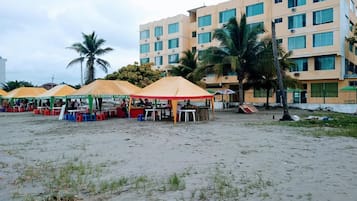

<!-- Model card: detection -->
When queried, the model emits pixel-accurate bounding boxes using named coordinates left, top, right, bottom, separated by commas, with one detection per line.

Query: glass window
left=274, top=18, right=283, bottom=23
left=247, top=22, right=264, bottom=33
left=288, top=0, right=306, bottom=8
left=313, top=8, right=333, bottom=25
left=277, top=38, right=283, bottom=45
left=246, top=3, right=264, bottom=17
left=168, top=54, right=179, bottom=64
left=313, top=0, right=326, bottom=2
left=219, top=9, right=236, bottom=23
left=198, top=15, right=212, bottom=27
left=288, top=35, right=306, bottom=50
left=275, top=0, right=283, bottom=3
left=168, top=22, right=179, bottom=34
left=291, top=58, right=308, bottom=72
left=198, top=32, right=212, bottom=44
left=154, top=41, right=163, bottom=51
left=288, top=14, right=306, bottom=29
left=154, top=26, right=163, bottom=37
left=192, top=31, right=197, bottom=38
left=314, top=55, right=335, bottom=70
left=168, top=38, right=179, bottom=49
left=313, top=32, right=333, bottom=47
left=140, top=58, right=149, bottom=65
left=350, top=42, right=353, bottom=52
left=355, top=47, right=357, bottom=55
left=155, top=56, right=163, bottom=66
left=140, top=44, right=150, bottom=53
left=311, top=83, right=338, bottom=97
left=254, top=88, right=272, bottom=97
left=140, top=30, right=150, bottom=40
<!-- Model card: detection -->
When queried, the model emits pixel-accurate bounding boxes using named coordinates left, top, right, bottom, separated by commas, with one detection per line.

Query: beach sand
left=0, top=109, right=356, bottom=201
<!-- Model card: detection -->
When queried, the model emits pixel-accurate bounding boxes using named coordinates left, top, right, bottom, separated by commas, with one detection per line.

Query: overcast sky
left=0, top=0, right=225, bottom=86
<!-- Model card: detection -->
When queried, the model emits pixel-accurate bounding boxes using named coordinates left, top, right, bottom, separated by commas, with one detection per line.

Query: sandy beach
left=0, top=109, right=356, bottom=201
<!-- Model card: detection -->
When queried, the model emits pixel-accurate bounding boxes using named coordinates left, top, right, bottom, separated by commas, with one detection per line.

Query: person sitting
left=144, top=98, right=152, bottom=108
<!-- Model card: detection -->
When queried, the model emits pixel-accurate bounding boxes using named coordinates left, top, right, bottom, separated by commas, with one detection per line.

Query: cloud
left=0, top=0, right=225, bottom=86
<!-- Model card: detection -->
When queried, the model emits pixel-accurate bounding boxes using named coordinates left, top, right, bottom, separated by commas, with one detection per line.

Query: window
left=154, top=41, right=163, bottom=51
left=168, top=38, right=179, bottom=49
left=349, top=42, right=353, bottom=52
left=311, top=83, right=338, bottom=97
left=168, top=22, right=179, bottom=34
left=291, top=58, right=308, bottom=71
left=288, top=14, right=306, bottom=29
left=198, top=15, right=212, bottom=27
left=246, top=3, right=264, bottom=17
left=288, top=35, right=306, bottom=50
left=355, top=47, right=357, bottom=55
left=192, top=47, right=197, bottom=53
left=154, top=26, right=163, bottom=37
left=313, top=8, right=333, bottom=25
left=247, top=22, right=264, bottom=33
left=198, top=32, right=212, bottom=44
left=140, top=44, right=150, bottom=53
left=254, top=88, right=272, bottom=97
left=275, top=0, right=282, bottom=3
left=313, top=32, right=333, bottom=47
left=155, top=56, right=163, bottom=66
left=313, top=0, right=326, bottom=2
left=277, top=38, right=283, bottom=45
left=288, top=0, right=306, bottom=8
left=350, top=21, right=354, bottom=31
left=140, top=30, right=150, bottom=40
left=168, top=54, right=179, bottom=64
left=192, top=31, right=197, bottom=38
left=315, top=55, right=335, bottom=70
left=274, top=18, right=283, bottom=23
left=140, top=58, right=149, bottom=65
left=219, top=9, right=236, bottom=23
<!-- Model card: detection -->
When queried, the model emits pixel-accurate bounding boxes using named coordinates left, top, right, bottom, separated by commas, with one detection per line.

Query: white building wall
left=0, top=56, right=6, bottom=84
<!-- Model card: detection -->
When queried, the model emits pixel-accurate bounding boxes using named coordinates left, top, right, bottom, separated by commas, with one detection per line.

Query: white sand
left=0, top=110, right=356, bottom=200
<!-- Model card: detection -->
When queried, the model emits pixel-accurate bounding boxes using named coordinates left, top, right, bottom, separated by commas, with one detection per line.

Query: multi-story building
left=0, top=56, right=6, bottom=84
left=139, top=0, right=357, bottom=104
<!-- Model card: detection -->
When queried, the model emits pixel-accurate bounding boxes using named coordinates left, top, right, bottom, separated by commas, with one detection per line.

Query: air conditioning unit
left=290, top=29, right=295, bottom=33
left=294, top=72, right=300, bottom=77
left=201, top=27, right=204, bottom=31
left=156, top=36, right=160, bottom=40
left=291, top=7, right=296, bottom=12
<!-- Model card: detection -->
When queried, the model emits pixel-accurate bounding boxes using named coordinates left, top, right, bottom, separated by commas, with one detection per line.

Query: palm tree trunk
left=266, top=88, right=270, bottom=109
left=238, top=75, right=244, bottom=106
left=271, top=21, right=292, bottom=120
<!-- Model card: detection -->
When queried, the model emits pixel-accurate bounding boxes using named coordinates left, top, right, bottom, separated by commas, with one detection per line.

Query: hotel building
left=139, top=0, right=357, bottom=104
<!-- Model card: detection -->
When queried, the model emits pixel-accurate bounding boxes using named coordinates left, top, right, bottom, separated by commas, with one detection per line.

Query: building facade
left=0, top=56, right=6, bottom=85
left=139, top=0, right=357, bottom=104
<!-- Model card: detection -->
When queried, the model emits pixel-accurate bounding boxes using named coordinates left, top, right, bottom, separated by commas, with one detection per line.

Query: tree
left=170, top=50, right=202, bottom=83
left=67, top=31, right=113, bottom=84
left=197, top=14, right=263, bottom=105
left=104, top=62, right=161, bottom=88
left=2, top=80, right=34, bottom=91
left=248, top=38, right=299, bottom=109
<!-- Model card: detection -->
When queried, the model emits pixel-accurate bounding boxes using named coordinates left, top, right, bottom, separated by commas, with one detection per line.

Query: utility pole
left=271, top=21, right=292, bottom=121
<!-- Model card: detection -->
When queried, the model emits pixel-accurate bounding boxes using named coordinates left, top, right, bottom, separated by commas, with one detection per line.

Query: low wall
left=289, top=103, right=357, bottom=114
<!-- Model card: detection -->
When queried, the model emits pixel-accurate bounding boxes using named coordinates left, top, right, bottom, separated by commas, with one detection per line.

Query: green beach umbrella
left=341, top=86, right=357, bottom=103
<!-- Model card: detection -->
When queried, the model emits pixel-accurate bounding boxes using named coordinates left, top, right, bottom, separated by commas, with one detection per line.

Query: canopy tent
left=0, top=89, right=7, bottom=97
left=37, top=84, right=77, bottom=109
left=68, top=80, right=141, bottom=112
left=4, top=87, right=47, bottom=99
left=130, top=76, right=214, bottom=124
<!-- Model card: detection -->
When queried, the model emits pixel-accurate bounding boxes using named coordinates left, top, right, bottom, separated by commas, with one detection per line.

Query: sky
left=0, top=0, right=226, bottom=86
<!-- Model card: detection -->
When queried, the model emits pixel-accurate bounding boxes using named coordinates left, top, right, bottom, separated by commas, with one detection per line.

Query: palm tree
left=170, top=50, right=201, bottom=83
left=67, top=31, right=113, bottom=84
left=248, top=38, right=298, bottom=109
left=197, top=14, right=263, bottom=105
